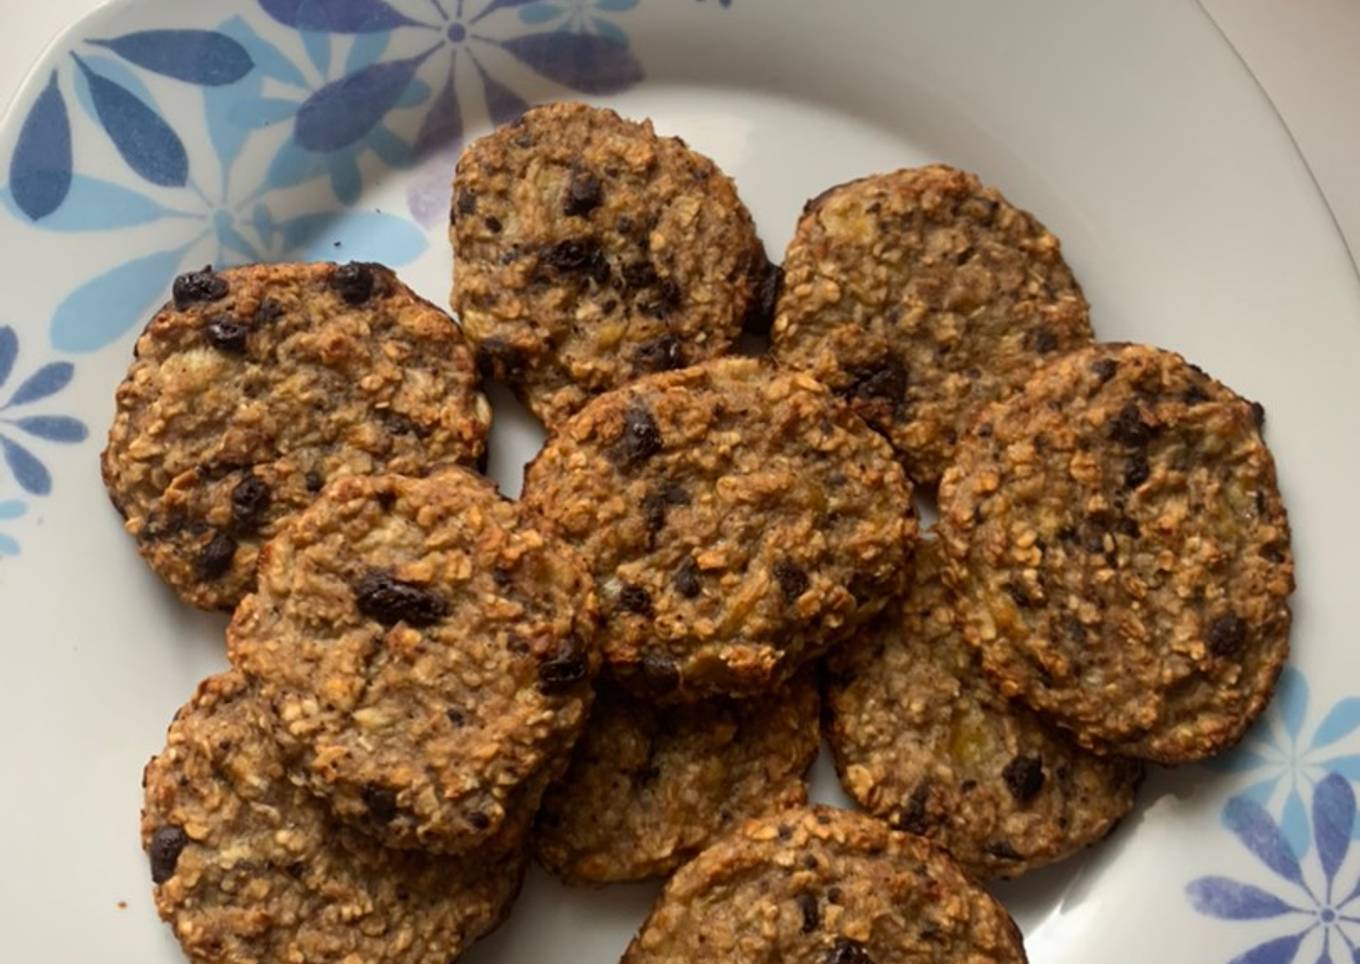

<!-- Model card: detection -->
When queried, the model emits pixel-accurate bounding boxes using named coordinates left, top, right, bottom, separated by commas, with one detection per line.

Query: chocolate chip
left=633, top=334, right=686, bottom=374
left=1033, top=329, right=1059, bottom=353
left=1091, top=358, right=1118, bottom=384
left=827, top=887, right=842, bottom=904
left=895, top=780, right=931, bottom=833
left=622, top=260, right=659, bottom=291
left=148, top=825, right=188, bottom=884
left=1063, top=615, right=1087, bottom=644
left=824, top=938, right=874, bottom=964
left=773, top=560, right=809, bottom=602
left=197, top=532, right=237, bottom=580
left=842, top=356, right=907, bottom=405
left=1208, top=614, right=1247, bottom=657
left=743, top=259, right=783, bottom=335
left=362, top=785, right=398, bottom=823
left=986, top=841, right=1023, bottom=861
left=446, top=707, right=465, bottom=726
left=455, top=190, right=477, bottom=218
left=285, top=861, right=305, bottom=878
left=1119, top=516, right=1141, bottom=538
left=475, top=337, right=527, bottom=381
left=1110, top=403, right=1154, bottom=447
left=484, top=215, right=502, bottom=234
left=1002, top=755, right=1045, bottom=803
left=643, top=279, right=683, bottom=318
left=796, top=892, right=820, bottom=933
left=1124, top=453, right=1151, bottom=489
left=172, top=267, right=228, bottom=309
left=305, top=470, right=325, bottom=493
left=563, top=167, right=603, bottom=217
left=203, top=315, right=249, bottom=353
left=230, top=475, right=271, bottom=531
left=1004, top=582, right=1036, bottom=608
left=641, top=654, right=680, bottom=694
left=674, top=557, right=702, bottom=598
left=354, top=570, right=447, bottom=627
left=541, top=237, right=602, bottom=273
left=1183, top=384, right=1210, bottom=405
left=382, top=410, right=429, bottom=438
left=538, top=636, right=589, bottom=692
left=331, top=262, right=380, bottom=305
left=613, top=400, right=663, bottom=467
left=642, top=484, right=685, bottom=533
left=619, top=583, right=654, bottom=618
left=254, top=298, right=285, bottom=324
left=468, top=811, right=492, bottom=830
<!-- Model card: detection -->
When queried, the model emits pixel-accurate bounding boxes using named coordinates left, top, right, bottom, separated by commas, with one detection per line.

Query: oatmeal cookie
left=228, top=469, right=598, bottom=854
left=102, top=261, right=491, bottom=612
left=622, top=806, right=1027, bottom=963
left=534, top=668, right=819, bottom=885
left=824, top=538, right=1142, bottom=879
left=451, top=101, right=769, bottom=427
left=141, top=672, right=524, bottom=964
left=939, top=343, right=1293, bottom=763
left=771, top=165, right=1092, bottom=487
left=521, top=356, right=917, bottom=701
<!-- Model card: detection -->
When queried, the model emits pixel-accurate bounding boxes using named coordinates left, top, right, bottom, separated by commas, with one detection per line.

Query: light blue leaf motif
left=474, top=58, right=529, bottom=125
left=301, top=29, right=332, bottom=76
left=397, top=78, right=432, bottom=108
left=592, top=17, right=630, bottom=46
left=1229, top=932, right=1310, bottom=964
left=0, top=328, right=16, bottom=389
left=415, top=67, right=461, bottom=156
left=1323, top=755, right=1360, bottom=781
left=518, top=3, right=565, bottom=24
left=9, top=71, right=72, bottom=221
left=1238, top=776, right=1284, bottom=807
left=214, top=216, right=262, bottom=263
left=4, top=362, right=73, bottom=408
left=366, top=127, right=412, bottom=167
left=1, top=436, right=51, bottom=495
left=1187, top=877, right=1300, bottom=919
left=71, top=54, right=188, bottom=188
left=259, top=0, right=425, bottom=32
left=7, top=416, right=87, bottom=443
left=1313, top=699, right=1360, bottom=751
left=226, top=97, right=301, bottom=130
left=89, top=31, right=254, bottom=86
left=346, top=30, right=391, bottom=74
left=1315, top=773, right=1356, bottom=888
left=1279, top=666, right=1310, bottom=743
left=278, top=210, right=428, bottom=265
left=1284, top=787, right=1311, bottom=860
left=219, top=16, right=306, bottom=86
left=1, top=175, right=195, bottom=231
left=499, top=31, right=644, bottom=94
left=329, top=153, right=363, bottom=205
left=1225, top=795, right=1306, bottom=887
left=596, top=0, right=639, bottom=9
left=0, top=534, right=17, bottom=556
left=295, top=48, right=437, bottom=151
left=0, top=500, right=24, bottom=520
left=475, top=0, right=546, bottom=23
left=264, top=138, right=329, bottom=190
left=50, top=244, right=190, bottom=353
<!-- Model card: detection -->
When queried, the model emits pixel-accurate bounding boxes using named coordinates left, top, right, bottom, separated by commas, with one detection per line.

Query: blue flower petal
left=328, top=153, right=363, bottom=204
left=596, top=0, right=638, bottom=9
left=89, top=31, right=254, bottom=86
left=518, top=3, right=565, bottom=24
left=226, top=97, right=301, bottom=130
left=415, top=66, right=461, bottom=156
left=1, top=436, right=51, bottom=495
left=474, top=0, right=547, bottom=23
left=1312, top=699, right=1360, bottom=751
left=592, top=17, right=630, bottom=46
left=0, top=500, right=25, bottom=520
left=4, top=362, right=73, bottom=408
left=1224, top=794, right=1306, bottom=886
left=215, top=219, right=262, bottom=264
left=474, top=58, right=529, bottom=126
left=1239, top=775, right=1285, bottom=808
left=366, top=127, right=412, bottom=167
left=301, top=29, right=332, bottom=76
left=1187, top=876, right=1300, bottom=919
left=345, top=30, right=390, bottom=74
left=7, top=416, right=87, bottom=443
left=277, top=210, right=428, bottom=266
left=1, top=175, right=193, bottom=231
left=49, top=244, right=191, bottom=353
left=1321, top=755, right=1360, bottom=781
left=1278, top=666, right=1309, bottom=745
left=1283, top=787, right=1310, bottom=860
left=264, top=137, right=329, bottom=190
left=294, top=47, right=436, bottom=151
left=0, top=327, right=16, bottom=390
left=9, top=71, right=72, bottom=221
left=259, top=0, right=424, bottom=32
left=498, top=30, right=644, bottom=94
left=1316, top=773, right=1356, bottom=888
left=71, top=54, right=188, bottom=188
left=396, top=77, right=432, bottom=108
left=0, top=532, right=18, bottom=556
left=219, top=16, right=307, bottom=87
left=1228, top=931, right=1310, bottom=964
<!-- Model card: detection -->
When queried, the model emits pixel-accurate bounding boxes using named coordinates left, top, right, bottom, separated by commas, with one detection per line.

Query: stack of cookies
left=106, top=101, right=1293, bottom=964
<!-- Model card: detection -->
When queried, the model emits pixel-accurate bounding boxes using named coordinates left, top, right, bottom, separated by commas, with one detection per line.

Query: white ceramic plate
left=3, top=1, right=1360, bottom=961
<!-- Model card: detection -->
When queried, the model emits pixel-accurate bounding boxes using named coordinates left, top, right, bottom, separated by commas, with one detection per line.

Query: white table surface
left=3, top=0, right=1356, bottom=267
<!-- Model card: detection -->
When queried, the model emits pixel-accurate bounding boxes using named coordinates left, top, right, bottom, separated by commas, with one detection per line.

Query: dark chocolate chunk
left=796, top=892, right=821, bottom=933
left=172, top=267, right=228, bottom=309
left=541, top=237, right=602, bottom=273
left=230, top=475, right=271, bottom=531
left=842, top=356, right=907, bottom=405
left=468, top=811, right=492, bottom=830
left=633, top=334, right=686, bottom=374
left=895, top=780, right=931, bottom=833
left=1033, top=328, right=1060, bottom=353
left=1091, top=357, right=1118, bottom=384
left=674, top=556, right=702, bottom=598
left=455, top=190, right=477, bottom=218
left=986, top=841, right=1023, bottom=861
left=330, top=262, right=380, bottom=305
left=484, top=215, right=502, bottom=234
left=362, top=785, right=399, bottom=823
left=203, top=315, right=249, bottom=354
left=619, top=583, right=654, bottom=618
left=305, top=470, right=325, bottom=493
left=197, top=532, right=237, bottom=580
left=148, top=825, right=188, bottom=884
left=538, top=636, right=589, bottom=692
left=1183, top=384, right=1210, bottom=405
left=354, top=570, right=447, bottom=627
left=824, top=937, right=875, bottom=964
left=1002, top=755, right=1045, bottom=803
left=446, top=707, right=466, bottom=726
left=613, top=400, right=663, bottom=467
left=622, top=260, right=659, bottom=291
left=1124, top=453, right=1151, bottom=489
left=1110, top=403, right=1154, bottom=447
left=563, top=167, right=603, bottom=217
left=254, top=298, right=285, bottom=324
left=1208, top=614, right=1248, bottom=657
left=773, top=560, right=809, bottom=602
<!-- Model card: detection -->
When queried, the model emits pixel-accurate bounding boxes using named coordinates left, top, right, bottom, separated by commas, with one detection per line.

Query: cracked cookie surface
left=103, top=261, right=491, bottom=611
left=939, top=343, right=1293, bottom=763
left=772, top=166, right=1092, bottom=487
left=451, top=101, right=768, bottom=428
left=228, top=469, right=599, bottom=854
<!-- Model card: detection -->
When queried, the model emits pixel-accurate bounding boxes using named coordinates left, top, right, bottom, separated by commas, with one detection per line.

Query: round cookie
left=622, top=807, right=1027, bottom=963
left=451, top=101, right=770, bottom=428
left=939, top=343, right=1294, bottom=763
left=103, top=261, right=492, bottom=612
left=824, top=538, right=1142, bottom=880
left=228, top=468, right=599, bottom=854
left=771, top=165, right=1093, bottom=487
left=141, top=672, right=525, bottom=964
left=534, top=669, right=820, bottom=885
left=521, top=356, right=917, bottom=701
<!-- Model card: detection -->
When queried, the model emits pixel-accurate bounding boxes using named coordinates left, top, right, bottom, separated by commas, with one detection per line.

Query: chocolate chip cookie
left=622, top=807, right=1027, bottom=963
left=824, top=538, right=1142, bottom=879
left=102, top=261, right=492, bottom=612
left=939, top=343, right=1294, bottom=763
left=771, top=165, right=1092, bottom=487
left=521, top=356, right=917, bottom=701
left=228, top=469, right=599, bottom=854
left=534, top=668, right=820, bottom=885
left=451, top=101, right=769, bottom=428
left=142, top=672, right=525, bottom=964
